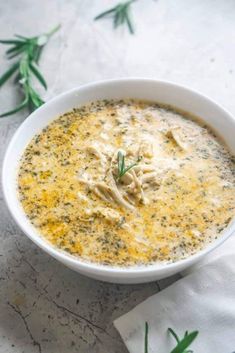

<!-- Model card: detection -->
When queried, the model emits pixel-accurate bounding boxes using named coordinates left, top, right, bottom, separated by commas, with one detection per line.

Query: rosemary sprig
left=116, top=150, right=140, bottom=181
left=144, top=322, right=199, bottom=353
left=168, top=328, right=198, bottom=353
left=0, top=24, right=60, bottom=117
left=94, top=0, right=136, bottom=34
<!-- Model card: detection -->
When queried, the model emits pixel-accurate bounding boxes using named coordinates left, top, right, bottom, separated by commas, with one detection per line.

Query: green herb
left=144, top=322, right=149, bottom=353
left=94, top=0, right=136, bottom=34
left=169, top=328, right=198, bottom=353
left=116, top=150, right=141, bottom=181
left=144, top=323, right=199, bottom=353
left=0, top=24, right=60, bottom=117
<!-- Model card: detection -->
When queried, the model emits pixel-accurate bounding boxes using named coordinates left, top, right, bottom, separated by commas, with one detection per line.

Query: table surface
left=1, top=1, right=235, bottom=352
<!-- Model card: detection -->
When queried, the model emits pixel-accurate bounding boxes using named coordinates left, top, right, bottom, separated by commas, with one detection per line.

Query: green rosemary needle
left=168, top=328, right=199, bottom=353
left=0, top=24, right=60, bottom=117
left=94, top=0, right=136, bottom=34
left=144, top=322, right=149, bottom=353
left=116, top=150, right=141, bottom=181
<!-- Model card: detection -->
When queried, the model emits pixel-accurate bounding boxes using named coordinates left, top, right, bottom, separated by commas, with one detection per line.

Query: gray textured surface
left=1, top=0, right=235, bottom=352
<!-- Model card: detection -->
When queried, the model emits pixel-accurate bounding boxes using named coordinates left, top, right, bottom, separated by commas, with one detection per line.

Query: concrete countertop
left=1, top=0, right=235, bottom=352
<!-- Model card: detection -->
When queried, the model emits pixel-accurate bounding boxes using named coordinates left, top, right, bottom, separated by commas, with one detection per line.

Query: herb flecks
left=94, top=0, right=136, bottom=34
left=116, top=150, right=140, bottom=181
left=0, top=24, right=60, bottom=117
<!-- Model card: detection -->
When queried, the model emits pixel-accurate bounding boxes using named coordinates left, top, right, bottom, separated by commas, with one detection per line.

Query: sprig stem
left=46, top=24, right=61, bottom=38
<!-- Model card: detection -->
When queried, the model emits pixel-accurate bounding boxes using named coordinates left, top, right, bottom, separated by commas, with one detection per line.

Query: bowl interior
left=2, top=78, right=235, bottom=280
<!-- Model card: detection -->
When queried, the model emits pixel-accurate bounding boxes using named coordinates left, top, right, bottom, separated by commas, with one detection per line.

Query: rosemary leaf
left=168, top=328, right=180, bottom=343
left=144, top=322, right=149, bottom=353
left=6, top=43, right=25, bottom=55
left=0, top=39, right=25, bottom=45
left=125, top=11, right=134, bottom=34
left=94, top=0, right=136, bottom=34
left=0, top=62, right=19, bottom=87
left=169, top=328, right=198, bottom=353
left=0, top=96, right=28, bottom=117
left=118, top=151, right=125, bottom=174
left=15, top=34, right=28, bottom=40
left=28, top=86, right=44, bottom=108
left=7, top=48, right=27, bottom=59
left=0, top=24, right=60, bottom=118
left=29, top=63, right=47, bottom=89
left=94, top=8, right=116, bottom=21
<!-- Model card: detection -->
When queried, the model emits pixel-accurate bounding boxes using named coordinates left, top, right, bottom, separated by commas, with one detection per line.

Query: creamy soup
left=18, top=100, right=235, bottom=267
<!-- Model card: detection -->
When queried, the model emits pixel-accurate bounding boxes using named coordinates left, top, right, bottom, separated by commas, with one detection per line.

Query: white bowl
left=2, top=78, right=235, bottom=284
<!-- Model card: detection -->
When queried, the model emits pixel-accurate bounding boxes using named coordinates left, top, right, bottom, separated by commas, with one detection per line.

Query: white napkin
left=114, top=236, right=235, bottom=353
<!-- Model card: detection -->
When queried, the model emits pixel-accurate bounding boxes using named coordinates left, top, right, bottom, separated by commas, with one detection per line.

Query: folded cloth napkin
left=114, top=235, right=235, bottom=353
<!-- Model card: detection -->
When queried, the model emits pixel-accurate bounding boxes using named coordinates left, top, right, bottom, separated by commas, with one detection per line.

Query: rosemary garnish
left=168, top=328, right=198, bottom=353
left=116, top=150, right=140, bottom=181
left=94, top=0, right=136, bottom=34
left=0, top=24, right=60, bottom=117
left=144, top=322, right=199, bottom=353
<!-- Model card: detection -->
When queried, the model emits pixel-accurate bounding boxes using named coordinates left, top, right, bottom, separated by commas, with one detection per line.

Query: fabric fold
left=114, top=236, right=235, bottom=353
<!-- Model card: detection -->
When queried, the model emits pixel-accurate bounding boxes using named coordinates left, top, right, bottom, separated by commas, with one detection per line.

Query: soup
left=18, top=100, right=235, bottom=267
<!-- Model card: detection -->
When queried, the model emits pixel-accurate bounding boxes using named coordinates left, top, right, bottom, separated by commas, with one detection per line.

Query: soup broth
left=18, top=100, right=235, bottom=266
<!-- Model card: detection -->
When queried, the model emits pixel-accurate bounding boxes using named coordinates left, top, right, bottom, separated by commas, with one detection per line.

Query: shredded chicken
left=93, top=183, right=114, bottom=203
left=166, top=128, right=188, bottom=150
left=133, top=164, right=155, bottom=173
left=77, top=191, right=89, bottom=202
left=141, top=172, right=158, bottom=184
left=79, top=175, right=135, bottom=211
left=86, top=141, right=115, bottom=163
left=84, top=206, right=122, bottom=224
left=106, top=169, right=135, bottom=210
left=86, top=144, right=104, bottom=159
left=79, top=142, right=167, bottom=210
left=79, top=140, right=165, bottom=210
left=138, top=140, right=153, bottom=158
left=129, top=169, right=147, bottom=204
left=118, top=170, right=133, bottom=185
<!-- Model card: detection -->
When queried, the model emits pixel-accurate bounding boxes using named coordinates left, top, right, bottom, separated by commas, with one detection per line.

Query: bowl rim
left=2, top=77, right=235, bottom=278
